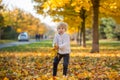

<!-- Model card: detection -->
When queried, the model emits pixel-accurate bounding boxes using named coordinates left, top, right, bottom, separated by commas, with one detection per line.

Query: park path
left=0, top=39, right=37, bottom=49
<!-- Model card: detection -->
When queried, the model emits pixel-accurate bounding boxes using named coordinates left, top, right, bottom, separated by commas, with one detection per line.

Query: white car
left=18, top=32, right=29, bottom=41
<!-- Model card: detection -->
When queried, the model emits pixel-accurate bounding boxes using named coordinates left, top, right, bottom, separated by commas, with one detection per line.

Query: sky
left=1, top=0, right=56, bottom=28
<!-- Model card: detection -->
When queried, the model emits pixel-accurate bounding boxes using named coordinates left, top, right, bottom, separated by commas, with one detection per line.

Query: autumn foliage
left=0, top=40, right=120, bottom=80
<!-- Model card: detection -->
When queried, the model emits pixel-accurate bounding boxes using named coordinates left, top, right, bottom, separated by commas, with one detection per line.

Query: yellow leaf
left=71, top=2, right=77, bottom=6
left=74, top=7, right=80, bottom=12
left=3, top=77, right=9, bottom=80
left=36, top=77, right=42, bottom=80
left=51, top=48, right=58, bottom=57
left=17, top=28, right=21, bottom=33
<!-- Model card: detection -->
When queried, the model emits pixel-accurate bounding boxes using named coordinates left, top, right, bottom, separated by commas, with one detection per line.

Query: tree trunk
left=91, top=0, right=100, bottom=53
left=82, top=15, right=86, bottom=47
left=0, top=27, right=1, bottom=40
left=80, top=8, right=86, bottom=47
left=77, top=26, right=80, bottom=45
left=79, top=26, right=82, bottom=46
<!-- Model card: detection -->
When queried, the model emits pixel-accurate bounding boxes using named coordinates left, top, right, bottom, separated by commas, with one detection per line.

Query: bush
left=1, top=26, right=18, bottom=39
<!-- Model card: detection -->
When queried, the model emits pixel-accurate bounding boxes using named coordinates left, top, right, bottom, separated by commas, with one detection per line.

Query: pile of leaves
left=0, top=40, right=120, bottom=79
left=0, top=52, right=120, bottom=80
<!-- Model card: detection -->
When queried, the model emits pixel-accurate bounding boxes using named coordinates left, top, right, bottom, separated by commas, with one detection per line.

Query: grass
left=0, top=40, right=52, bottom=52
left=71, top=40, right=120, bottom=53
left=0, top=39, right=120, bottom=53
left=0, top=40, right=15, bottom=44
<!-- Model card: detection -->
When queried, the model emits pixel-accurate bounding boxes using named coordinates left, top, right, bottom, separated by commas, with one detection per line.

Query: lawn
left=0, top=40, right=52, bottom=52
left=0, top=40, right=120, bottom=79
left=0, top=40, right=120, bottom=53
left=0, top=40, right=15, bottom=44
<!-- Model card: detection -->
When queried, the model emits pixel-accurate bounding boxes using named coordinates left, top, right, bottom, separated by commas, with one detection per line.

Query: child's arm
left=54, top=43, right=59, bottom=50
left=53, top=34, right=59, bottom=50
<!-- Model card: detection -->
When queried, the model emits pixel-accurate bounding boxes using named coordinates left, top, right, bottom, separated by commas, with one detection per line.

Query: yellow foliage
left=51, top=48, right=58, bottom=57
left=3, top=77, right=9, bottom=80
left=17, top=28, right=22, bottom=33
left=43, top=0, right=70, bottom=9
left=71, top=2, right=77, bottom=7
left=106, top=70, right=119, bottom=79
left=74, top=7, right=81, bottom=12
left=0, top=41, right=120, bottom=79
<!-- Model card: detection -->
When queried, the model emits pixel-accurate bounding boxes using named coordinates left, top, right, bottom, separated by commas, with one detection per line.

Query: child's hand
left=54, top=44, right=59, bottom=50
left=55, top=45, right=59, bottom=50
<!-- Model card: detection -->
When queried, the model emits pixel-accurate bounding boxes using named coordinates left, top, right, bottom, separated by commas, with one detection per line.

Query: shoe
left=53, top=76, right=57, bottom=80
left=63, top=75, right=68, bottom=80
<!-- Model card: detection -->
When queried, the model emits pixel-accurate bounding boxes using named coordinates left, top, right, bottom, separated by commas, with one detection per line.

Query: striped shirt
left=53, top=33, right=71, bottom=54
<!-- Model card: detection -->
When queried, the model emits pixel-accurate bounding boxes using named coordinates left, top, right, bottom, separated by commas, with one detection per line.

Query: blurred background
left=0, top=0, right=120, bottom=47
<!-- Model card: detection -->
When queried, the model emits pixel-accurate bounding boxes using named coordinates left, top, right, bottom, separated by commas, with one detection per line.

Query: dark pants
left=53, top=53, right=69, bottom=76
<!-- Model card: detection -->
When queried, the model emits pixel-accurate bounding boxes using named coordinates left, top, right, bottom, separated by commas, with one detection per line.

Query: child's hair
left=57, top=22, right=68, bottom=31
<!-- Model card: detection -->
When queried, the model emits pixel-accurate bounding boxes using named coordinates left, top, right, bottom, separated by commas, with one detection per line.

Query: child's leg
left=63, top=54, right=69, bottom=76
left=53, top=54, right=62, bottom=76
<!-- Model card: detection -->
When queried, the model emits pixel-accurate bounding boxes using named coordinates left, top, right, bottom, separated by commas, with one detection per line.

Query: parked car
left=18, top=32, right=29, bottom=41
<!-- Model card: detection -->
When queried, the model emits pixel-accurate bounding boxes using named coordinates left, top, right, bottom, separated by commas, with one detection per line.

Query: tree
left=79, top=8, right=87, bottom=47
left=90, top=0, right=120, bottom=52
left=34, top=0, right=120, bottom=53
left=100, top=17, right=120, bottom=40
left=0, top=2, right=4, bottom=39
left=0, top=13, right=4, bottom=39
left=90, top=0, right=100, bottom=53
left=34, top=0, right=92, bottom=47
left=2, top=26, right=17, bottom=39
left=115, top=25, right=120, bottom=40
left=1, top=8, right=42, bottom=39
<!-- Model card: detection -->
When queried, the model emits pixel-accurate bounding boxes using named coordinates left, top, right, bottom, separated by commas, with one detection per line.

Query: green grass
left=0, top=40, right=15, bottom=44
left=71, top=40, right=120, bottom=53
left=0, top=40, right=53, bottom=52
left=100, top=40, right=120, bottom=46
left=90, top=40, right=120, bottom=49
left=0, top=40, right=120, bottom=53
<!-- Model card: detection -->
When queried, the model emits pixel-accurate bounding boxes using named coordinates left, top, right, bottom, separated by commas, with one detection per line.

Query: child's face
left=57, top=26, right=66, bottom=34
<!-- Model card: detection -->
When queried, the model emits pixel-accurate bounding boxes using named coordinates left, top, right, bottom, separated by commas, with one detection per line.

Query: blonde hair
left=57, top=22, right=68, bottom=31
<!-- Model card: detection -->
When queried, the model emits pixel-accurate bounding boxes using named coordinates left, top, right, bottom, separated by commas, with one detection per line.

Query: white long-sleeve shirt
left=53, top=33, right=71, bottom=54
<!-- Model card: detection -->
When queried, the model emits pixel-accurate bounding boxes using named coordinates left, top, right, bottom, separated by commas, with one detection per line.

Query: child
left=52, top=22, right=71, bottom=78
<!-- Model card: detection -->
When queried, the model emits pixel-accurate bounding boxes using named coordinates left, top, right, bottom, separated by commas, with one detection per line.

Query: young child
left=52, top=22, right=71, bottom=78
